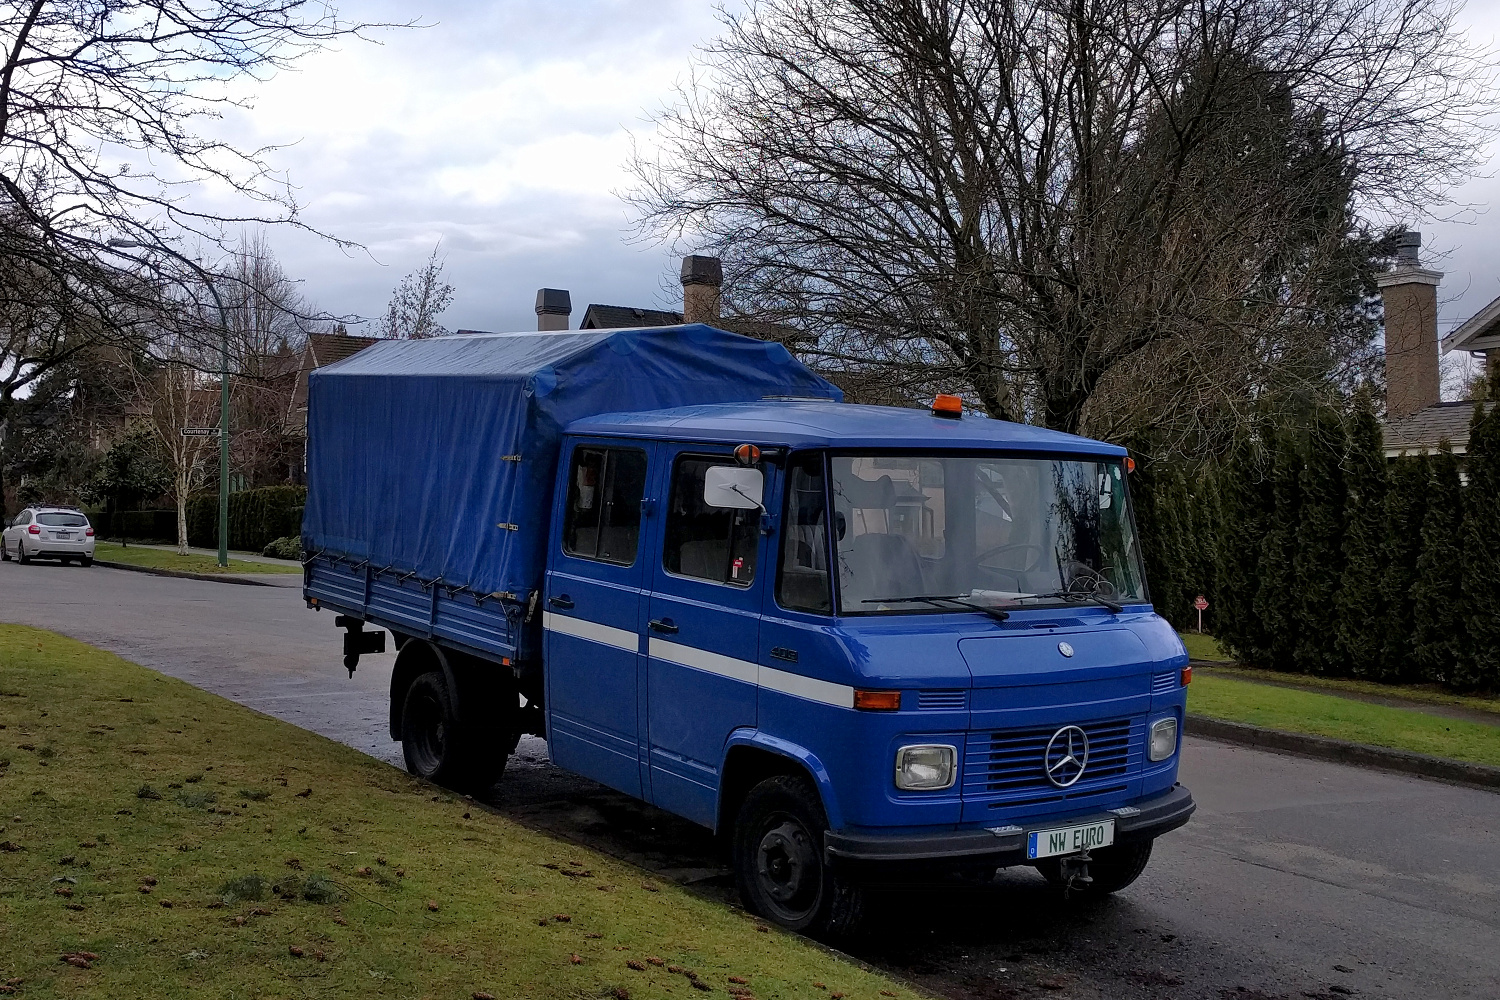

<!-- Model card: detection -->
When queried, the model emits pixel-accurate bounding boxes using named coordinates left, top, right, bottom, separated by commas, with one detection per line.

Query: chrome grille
left=963, top=717, right=1141, bottom=804
left=917, top=689, right=967, bottom=711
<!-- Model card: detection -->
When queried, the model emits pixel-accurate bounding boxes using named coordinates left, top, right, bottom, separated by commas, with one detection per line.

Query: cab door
left=544, top=440, right=654, bottom=797
left=644, top=449, right=770, bottom=826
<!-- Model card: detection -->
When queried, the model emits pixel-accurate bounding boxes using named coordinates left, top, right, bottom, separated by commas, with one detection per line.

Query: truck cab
left=539, top=399, right=1193, bottom=931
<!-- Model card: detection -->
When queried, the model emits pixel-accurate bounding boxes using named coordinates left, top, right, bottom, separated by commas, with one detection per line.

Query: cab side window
left=663, top=455, right=758, bottom=587
left=562, top=446, right=648, bottom=565
left=776, top=453, right=831, bottom=613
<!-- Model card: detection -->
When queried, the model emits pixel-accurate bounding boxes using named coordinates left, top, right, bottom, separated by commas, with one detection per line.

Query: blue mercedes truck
left=302, top=324, right=1194, bottom=932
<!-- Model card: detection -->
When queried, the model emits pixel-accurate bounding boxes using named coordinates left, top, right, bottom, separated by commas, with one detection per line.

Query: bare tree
left=630, top=0, right=1494, bottom=454
left=0, top=1, right=395, bottom=508
left=375, top=244, right=456, bottom=339
left=222, top=230, right=310, bottom=484
left=130, top=322, right=222, bottom=554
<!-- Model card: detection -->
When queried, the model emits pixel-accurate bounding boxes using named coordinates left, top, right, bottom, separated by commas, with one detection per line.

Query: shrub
left=187, top=485, right=307, bottom=551
left=262, top=535, right=302, bottom=560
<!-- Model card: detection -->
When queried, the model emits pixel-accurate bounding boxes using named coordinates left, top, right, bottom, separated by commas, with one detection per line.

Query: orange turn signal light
left=734, top=443, right=762, bottom=465
left=1180, top=666, right=1193, bottom=687
left=853, top=689, right=902, bottom=711
left=1126, top=456, right=1137, bottom=473
left=931, top=394, right=963, bottom=418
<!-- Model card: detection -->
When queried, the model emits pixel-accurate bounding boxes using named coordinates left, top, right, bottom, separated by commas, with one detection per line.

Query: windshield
left=830, top=454, right=1146, bottom=615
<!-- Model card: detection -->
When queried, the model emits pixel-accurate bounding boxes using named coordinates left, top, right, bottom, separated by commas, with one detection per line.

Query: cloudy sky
left=223, top=0, right=1500, bottom=345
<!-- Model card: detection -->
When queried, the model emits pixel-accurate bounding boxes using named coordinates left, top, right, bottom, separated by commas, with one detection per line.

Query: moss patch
left=0, top=624, right=913, bottom=999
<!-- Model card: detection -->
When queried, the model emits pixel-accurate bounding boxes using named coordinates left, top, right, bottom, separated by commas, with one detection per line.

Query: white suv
left=2, top=507, right=96, bottom=566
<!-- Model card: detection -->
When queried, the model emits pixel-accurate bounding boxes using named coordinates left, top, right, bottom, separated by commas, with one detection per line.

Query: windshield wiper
left=862, top=594, right=1010, bottom=622
left=1016, top=590, right=1124, bottom=614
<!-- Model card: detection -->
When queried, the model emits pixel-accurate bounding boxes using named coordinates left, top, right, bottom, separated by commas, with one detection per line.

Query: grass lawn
left=93, top=542, right=300, bottom=575
left=0, top=625, right=915, bottom=1000
left=1189, top=672, right=1500, bottom=768
left=1200, top=663, right=1500, bottom=719
left=1178, top=632, right=1230, bottom=662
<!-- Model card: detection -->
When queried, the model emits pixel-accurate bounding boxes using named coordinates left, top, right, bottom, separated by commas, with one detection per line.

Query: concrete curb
left=1186, top=714, right=1500, bottom=792
left=92, top=559, right=293, bottom=588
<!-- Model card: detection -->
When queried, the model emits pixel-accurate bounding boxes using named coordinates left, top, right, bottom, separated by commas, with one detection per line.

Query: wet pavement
left=2, top=559, right=1496, bottom=999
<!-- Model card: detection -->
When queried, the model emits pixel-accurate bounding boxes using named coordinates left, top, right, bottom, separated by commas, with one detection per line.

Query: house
left=286, top=329, right=381, bottom=481
left=1377, top=232, right=1492, bottom=457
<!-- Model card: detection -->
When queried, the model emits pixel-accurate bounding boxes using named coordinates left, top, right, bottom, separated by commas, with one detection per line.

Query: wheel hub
left=757, top=820, right=815, bottom=904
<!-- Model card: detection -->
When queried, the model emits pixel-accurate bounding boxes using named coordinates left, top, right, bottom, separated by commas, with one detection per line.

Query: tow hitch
left=335, top=615, right=386, bottom=676
left=1057, top=851, right=1093, bottom=898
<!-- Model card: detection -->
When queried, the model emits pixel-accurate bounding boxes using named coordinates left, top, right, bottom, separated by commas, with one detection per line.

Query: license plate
left=1027, top=819, right=1115, bottom=859
left=56, top=532, right=71, bottom=539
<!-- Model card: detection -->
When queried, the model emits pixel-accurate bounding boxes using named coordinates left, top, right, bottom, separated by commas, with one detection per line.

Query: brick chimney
left=535, top=288, right=571, bottom=331
left=680, top=255, right=722, bottom=325
left=1377, top=231, right=1442, bottom=420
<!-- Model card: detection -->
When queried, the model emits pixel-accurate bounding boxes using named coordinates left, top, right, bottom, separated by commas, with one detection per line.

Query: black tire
left=17, top=541, right=30, bottom=564
left=1, top=540, right=9, bottom=562
left=398, top=669, right=509, bottom=792
left=400, top=671, right=466, bottom=786
left=1037, top=839, right=1153, bottom=896
left=732, top=775, right=862, bottom=936
left=80, top=556, right=93, bottom=567
left=60, top=556, right=72, bottom=565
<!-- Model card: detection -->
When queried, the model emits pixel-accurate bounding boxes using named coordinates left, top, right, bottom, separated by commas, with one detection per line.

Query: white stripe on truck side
left=649, top=638, right=855, bottom=709
left=542, top=611, right=640, bottom=653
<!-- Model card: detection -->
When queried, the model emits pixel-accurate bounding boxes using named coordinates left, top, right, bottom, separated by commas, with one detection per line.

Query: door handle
left=548, top=595, right=574, bottom=610
left=648, top=618, right=678, bottom=634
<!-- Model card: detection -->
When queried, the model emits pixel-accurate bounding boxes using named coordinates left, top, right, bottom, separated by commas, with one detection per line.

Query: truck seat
left=840, top=532, right=925, bottom=605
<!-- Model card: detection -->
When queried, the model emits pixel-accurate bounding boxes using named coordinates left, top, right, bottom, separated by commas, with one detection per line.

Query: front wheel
left=1, top=539, right=9, bottom=562
left=1037, top=839, right=1153, bottom=896
left=732, top=775, right=862, bottom=935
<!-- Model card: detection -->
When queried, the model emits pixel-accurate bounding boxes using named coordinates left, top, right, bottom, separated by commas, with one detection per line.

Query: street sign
left=182, top=427, right=220, bottom=437
left=1194, top=595, right=1208, bottom=634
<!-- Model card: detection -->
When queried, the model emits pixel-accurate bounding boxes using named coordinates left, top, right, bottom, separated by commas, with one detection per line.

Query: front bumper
left=825, top=783, right=1194, bottom=867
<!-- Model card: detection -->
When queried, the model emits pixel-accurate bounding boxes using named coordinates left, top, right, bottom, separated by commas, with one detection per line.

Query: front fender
left=722, top=729, right=845, bottom=831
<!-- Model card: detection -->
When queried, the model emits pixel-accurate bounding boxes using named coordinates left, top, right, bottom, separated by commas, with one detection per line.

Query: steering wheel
left=975, top=543, right=1045, bottom=574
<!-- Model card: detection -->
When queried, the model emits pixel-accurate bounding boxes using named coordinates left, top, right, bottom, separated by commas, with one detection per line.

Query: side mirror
left=704, top=466, right=764, bottom=511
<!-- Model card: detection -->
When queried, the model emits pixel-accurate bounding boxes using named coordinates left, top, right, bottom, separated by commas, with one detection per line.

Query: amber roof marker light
left=931, top=394, right=963, bottom=419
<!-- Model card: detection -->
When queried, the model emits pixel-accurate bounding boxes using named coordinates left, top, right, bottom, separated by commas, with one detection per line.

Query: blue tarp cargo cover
left=303, top=324, right=841, bottom=602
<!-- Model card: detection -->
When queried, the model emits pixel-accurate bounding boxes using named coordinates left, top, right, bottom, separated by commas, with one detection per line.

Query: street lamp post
left=107, top=240, right=231, bottom=567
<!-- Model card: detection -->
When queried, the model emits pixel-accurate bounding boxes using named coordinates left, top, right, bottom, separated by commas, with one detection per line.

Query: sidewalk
left=112, top=540, right=301, bottom=568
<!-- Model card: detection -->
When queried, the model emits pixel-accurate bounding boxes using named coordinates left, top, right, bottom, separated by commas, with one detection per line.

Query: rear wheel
left=17, top=541, right=30, bottom=564
left=1037, top=839, right=1153, bottom=896
left=732, top=775, right=862, bottom=936
left=398, top=668, right=510, bottom=793
left=80, top=556, right=93, bottom=567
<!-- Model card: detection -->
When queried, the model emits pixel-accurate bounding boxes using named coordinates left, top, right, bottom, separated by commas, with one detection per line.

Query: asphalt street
left=2, top=559, right=1496, bottom=1000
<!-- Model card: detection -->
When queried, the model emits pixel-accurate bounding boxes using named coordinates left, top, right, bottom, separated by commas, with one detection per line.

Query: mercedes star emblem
left=1044, top=725, right=1090, bottom=788
left=1058, top=641, right=1075, bottom=657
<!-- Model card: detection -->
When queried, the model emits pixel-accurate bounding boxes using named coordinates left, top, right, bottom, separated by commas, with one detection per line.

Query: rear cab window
left=562, top=446, right=648, bottom=566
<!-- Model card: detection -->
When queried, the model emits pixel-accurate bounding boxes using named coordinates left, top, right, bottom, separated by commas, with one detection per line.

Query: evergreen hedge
left=186, top=485, right=307, bottom=552
left=1132, top=394, right=1497, bottom=693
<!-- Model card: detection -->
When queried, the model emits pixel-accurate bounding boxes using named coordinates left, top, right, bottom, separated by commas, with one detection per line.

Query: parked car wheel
left=80, top=556, right=93, bottom=567
left=17, top=541, right=30, bottom=564
left=732, top=775, right=862, bottom=935
left=1, top=540, right=9, bottom=562
left=1037, top=839, right=1153, bottom=896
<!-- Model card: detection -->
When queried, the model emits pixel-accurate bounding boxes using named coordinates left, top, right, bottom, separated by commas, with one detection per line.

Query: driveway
left=2, top=560, right=1496, bottom=999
